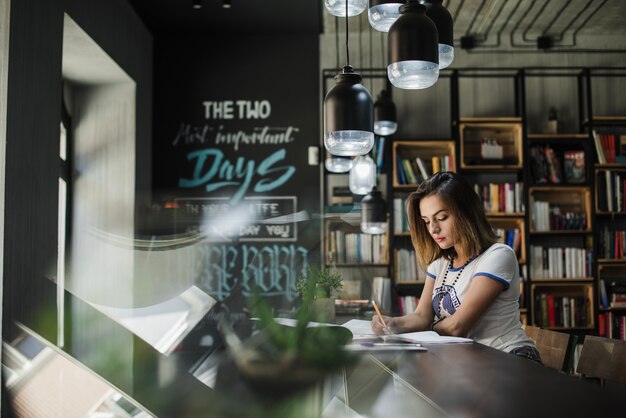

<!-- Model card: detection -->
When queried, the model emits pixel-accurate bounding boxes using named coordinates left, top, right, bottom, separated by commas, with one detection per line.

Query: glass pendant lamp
left=422, top=0, right=454, bottom=69
left=368, top=0, right=403, bottom=32
left=324, top=0, right=375, bottom=157
left=361, top=187, right=387, bottom=234
left=325, top=0, right=368, bottom=17
left=387, top=0, right=439, bottom=89
left=349, top=155, right=376, bottom=195
left=374, top=89, right=397, bottom=136
left=325, top=155, right=354, bottom=173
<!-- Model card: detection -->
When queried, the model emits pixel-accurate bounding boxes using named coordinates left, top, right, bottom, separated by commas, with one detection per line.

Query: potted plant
left=296, top=265, right=343, bottom=322
left=219, top=274, right=353, bottom=399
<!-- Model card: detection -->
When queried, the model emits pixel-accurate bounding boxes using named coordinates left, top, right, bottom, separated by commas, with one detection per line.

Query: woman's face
left=419, top=194, right=457, bottom=250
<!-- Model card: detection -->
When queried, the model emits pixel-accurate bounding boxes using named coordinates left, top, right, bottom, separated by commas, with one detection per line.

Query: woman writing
left=371, top=171, right=541, bottom=362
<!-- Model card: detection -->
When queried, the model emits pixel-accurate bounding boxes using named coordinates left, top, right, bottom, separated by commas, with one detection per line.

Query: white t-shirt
left=427, top=243, right=534, bottom=352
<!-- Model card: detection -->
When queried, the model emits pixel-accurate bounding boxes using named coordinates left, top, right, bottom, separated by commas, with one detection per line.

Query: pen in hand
left=372, top=300, right=391, bottom=335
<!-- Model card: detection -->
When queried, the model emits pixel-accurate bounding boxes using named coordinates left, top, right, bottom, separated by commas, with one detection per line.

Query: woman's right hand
left=371, top=315, right=398, bottom=335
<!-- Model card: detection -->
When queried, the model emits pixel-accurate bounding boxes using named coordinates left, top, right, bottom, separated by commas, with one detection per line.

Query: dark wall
left=65, top=0, right=154, bottom=206
left=3, top=0, right=152, bottom=339
left=152, top=33, right=321, bottom=309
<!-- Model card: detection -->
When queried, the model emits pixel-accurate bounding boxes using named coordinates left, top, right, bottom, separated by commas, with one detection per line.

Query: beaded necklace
left=442, top=255, right=477, bottom=287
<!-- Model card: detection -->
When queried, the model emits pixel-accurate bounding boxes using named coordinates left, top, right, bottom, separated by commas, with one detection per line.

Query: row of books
left=473, top=182, right=525, bottom=213
left=598, top=227, right=626, bottom=260
left=598, top=312, right=626, bottom=340
left=593, top=130, right=626, bottom=164
left=533, top=293, right=590, bottom=328
left=530, top=201, right=587, bottom=231
left=327, top=230, right=388, bottom=264
left=494, top=228, right=522, bottom=257
left=529, top=146, right=587, bottom=184
left=597, top=170, right=626, bottom=212
left=395, top=248, right=426, bottom=282
left=529, top=246, right=592, bottom=279
left=393, top=197, right=409, bottom=233
left=396, top=154, right=453, bottom=185
left=397, top=296, right=420, bottom=315
left=599, top=279, right=626, bottom=309
left=373, top=137, right=386, bottom=172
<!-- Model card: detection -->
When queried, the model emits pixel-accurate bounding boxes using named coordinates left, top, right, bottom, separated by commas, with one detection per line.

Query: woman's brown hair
left=407, top=171, right=498, bottom=271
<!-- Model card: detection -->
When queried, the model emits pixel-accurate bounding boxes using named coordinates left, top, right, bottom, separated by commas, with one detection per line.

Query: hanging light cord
left=335, top=16, right=340, bottom=70
left=369, top=23, right=373, bottom=91
left=345, top=0, right=350, bottom=66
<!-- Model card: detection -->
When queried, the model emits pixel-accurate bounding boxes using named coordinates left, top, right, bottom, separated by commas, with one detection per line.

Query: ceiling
left=128, top=0, right=626, bottom=51
left=127, top=0, right=323, bottom=35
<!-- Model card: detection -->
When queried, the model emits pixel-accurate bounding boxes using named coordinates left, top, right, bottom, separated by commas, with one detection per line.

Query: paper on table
left=341, top=319, right=472, bottom=344
left=345, top=343, right=428, bottom=352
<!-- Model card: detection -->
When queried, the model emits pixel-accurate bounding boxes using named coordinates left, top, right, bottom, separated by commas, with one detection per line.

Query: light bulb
left=387, top=61, right=439, bottom=89
left=325, top=131, right=375, bottom=156
left=368, top=2, right=403, bottom=32
left=361, top=221, right=387, bottom=234
left=325, top=156, right=354, bottom=173
left=325, top=0, right=368, bottom=17
left=349, top=155, right=376, bottom=195
left=374, top=120, right=398, bottom=136
left=439, top=44, right=454, bottom=69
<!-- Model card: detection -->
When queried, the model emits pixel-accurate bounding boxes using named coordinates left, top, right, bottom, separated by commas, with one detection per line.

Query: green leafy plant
left=296, top=265, right=343, bottom=299
left=249, top=284, right=352, bottom=369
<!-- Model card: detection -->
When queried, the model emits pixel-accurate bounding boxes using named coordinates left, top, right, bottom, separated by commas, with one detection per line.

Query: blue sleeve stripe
left=427, top=272, right=437, bottom=280
left=474, top=272, right=510, bottom=289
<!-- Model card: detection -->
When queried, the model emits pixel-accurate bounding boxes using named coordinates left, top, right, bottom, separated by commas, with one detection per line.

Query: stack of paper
left=341, top=319, right=473, bottom=344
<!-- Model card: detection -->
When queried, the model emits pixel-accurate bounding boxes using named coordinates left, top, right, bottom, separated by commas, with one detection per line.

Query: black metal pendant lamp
left=361, top=187, right=387, bottom=234
left=387, top=0, right=439, bottom=89
left=422, top=0, right=454, bottom=69
left=374, top=89, right=397, bottom=136
left=324, top=1, right=375, bottom=157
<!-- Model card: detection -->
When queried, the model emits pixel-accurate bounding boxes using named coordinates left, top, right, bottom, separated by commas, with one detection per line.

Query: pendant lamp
left=349, top=155, right=376, bottom=195
left=387, top=0, right=439, bottom=89
left=325, top=155, right=354, bottom=173
left=361, top=187, right=387, bottom=234
left=368, top=0, right=403, bottom=32
left=325, top=0, right=368, bottom=17
left=374, top=89, right=397, bottom=136
left=422, top=0, right=454, bottom=69
left=324, top=1, right=375, bottom=157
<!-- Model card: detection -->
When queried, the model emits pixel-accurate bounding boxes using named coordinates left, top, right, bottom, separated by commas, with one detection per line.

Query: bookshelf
left=324, top=219, right=389, bottom=266
left=459, top=120, right=523, bottom=170
left=318, top=66, right=626, bottom=329
left=530, top=282, right=595, bottom=330
left=392, top=140, right=456, bottom=188
left=598, top=264, right=626, bottom=340
left=389, top=140, right=455, bottom=312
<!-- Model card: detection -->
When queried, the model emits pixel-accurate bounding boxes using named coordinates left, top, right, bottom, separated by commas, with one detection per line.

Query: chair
left=525, top=326, right=577, bottom=373
left=576, top=335, right=626, bottom=386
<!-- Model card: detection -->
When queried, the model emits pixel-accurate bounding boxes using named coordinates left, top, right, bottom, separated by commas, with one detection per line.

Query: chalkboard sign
left=152, top=34, right=321, bottom=310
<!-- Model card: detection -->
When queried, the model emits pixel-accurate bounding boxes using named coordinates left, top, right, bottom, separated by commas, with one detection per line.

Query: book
left=432, top=156, right=441, bottom=174
left=593, top=130, right=607, bottom=164
left=415, top=157, right=429, bottom=179
left=543, top=146, right=562, bottom=183
left=529, top=145, right=549, bottom=183
left=563, top=150, right=586, bottom=184
left=401, top=159, right=417, bottom=184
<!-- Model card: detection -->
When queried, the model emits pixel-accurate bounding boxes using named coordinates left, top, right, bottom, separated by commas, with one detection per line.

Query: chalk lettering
left=178, top=149, right=295, bottom=204
left=173, top=123, right=211, bottom=146
left=203, top=101, right=234, bottom=119
left=199, top=244, right=308, bottom=302
left=236, top=100, right=271, bottom=119
left=214, top=126, right=297, bottom=151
